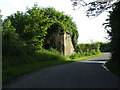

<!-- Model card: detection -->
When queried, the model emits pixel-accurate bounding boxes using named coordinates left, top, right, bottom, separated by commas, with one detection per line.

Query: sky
left=0, top=0, right=110, bottom=43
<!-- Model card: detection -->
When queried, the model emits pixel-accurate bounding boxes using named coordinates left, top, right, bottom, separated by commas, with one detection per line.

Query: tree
left=42, top=7, right=79, bottom=50
left=5, top=4, right=49, bottom=50
left=4, top=4, right=79, bottom=52
left=71, top=0, right=119, bottom=17
left=71, top=0, right=120, bottom=68
left=2, top=20, right=22, bottom=56
left=106, top=2, right=120, bottom=63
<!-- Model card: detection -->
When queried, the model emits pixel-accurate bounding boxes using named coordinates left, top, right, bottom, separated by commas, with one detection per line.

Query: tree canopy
left=72, top=0, right=120, bottom=69
left=71, top=0, right=119, bottom=17
left=3, top=4, right=79, bottom=52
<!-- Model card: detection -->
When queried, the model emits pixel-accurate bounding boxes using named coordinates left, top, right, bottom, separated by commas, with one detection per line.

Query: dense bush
left=5, top=5, right=49, bottom=50
left=4, top=4, right=79, bottom=51
left=75, top=43, right=100, bottom=53
left=3, top=48, right=66, bottom=69
left=2, top=4, right=79, bottom=69
left=2, top=20, right=34, bottom=56
left=2, top=20, right=24, bottom=56
left=70, top=43, right=101, bottom=59
left=98, top=42, right=110, bottom=52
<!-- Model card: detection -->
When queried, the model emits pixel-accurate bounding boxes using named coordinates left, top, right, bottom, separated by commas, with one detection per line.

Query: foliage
left=70, top=52, right=101, bottom=59
left=98, top=42, right=110, bottom=52
left=2, top=20, right=24, bottom=56
left=72, top=0, right=120, bottom=75
left=85, top=1, right=115, bottom=17
left=5, top=6, right=49, bottom=50
left=43, top=21, right=65, bottom=49
left=71, top=43, right=101, bottom=59
left=71, top=0, right=118, bottom=17
left=2, top=4, right=79, bottom=71
left=3, top=48, right=66, bottom=69
left=3, top=59, right=69, bottom=83
left=42, top=7, right=79, bottom=49
left=75, top=42, right=100, bottom=53
left=2, top=4, right=79, bottom=82
left=104, top=2, right=120, bottom=64
left=5, top=4, right=79, bottom=51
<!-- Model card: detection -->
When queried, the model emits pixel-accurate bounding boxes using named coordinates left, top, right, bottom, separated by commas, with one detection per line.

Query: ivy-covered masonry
left=4, top=4, right=79, bottom=55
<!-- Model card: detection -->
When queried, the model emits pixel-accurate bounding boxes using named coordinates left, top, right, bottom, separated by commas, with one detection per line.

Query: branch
left=71, top=0, right=117, bottom=17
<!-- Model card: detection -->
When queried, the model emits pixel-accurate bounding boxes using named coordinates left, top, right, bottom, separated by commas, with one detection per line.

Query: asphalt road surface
left=3, top=52, right=120, bottom=88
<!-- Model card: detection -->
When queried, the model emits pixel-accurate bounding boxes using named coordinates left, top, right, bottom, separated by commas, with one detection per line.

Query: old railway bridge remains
left=54, top=31, right=75, bottom=56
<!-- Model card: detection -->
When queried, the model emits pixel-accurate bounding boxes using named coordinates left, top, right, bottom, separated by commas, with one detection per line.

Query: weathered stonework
left=55, top=32, right=75, bottom=56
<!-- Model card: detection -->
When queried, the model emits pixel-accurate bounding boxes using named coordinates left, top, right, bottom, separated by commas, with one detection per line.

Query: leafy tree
left=2, top=20, right=22, bottom=56
left=106, top=2, right=120, bottom=63
left=98, top=42, right=110, bottom=52
left=71, top=0, right=120, bottom=66
left=5, top=4, right=50, bottom=50
left=42, top=7, right=79, bottom=49
left=71, top=0, right=119, bottom=17
left=5, top=11, right=26, bottom=38
left=4, top=4, right=79, bottom=52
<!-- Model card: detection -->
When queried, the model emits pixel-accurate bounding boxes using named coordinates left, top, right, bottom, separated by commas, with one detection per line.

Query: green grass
left=2, top=51, right=102, bottom=83
left=66, top=53, right=102, bottom=61
left=3, top=60, right=71, bottom=83
left=3, top=49, right=68, bottom=83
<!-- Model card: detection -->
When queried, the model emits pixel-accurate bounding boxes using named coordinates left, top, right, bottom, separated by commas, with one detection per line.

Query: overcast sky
left=0, top=0, right=109, bottom=43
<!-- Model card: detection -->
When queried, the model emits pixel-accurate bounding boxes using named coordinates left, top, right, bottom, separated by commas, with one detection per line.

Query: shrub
left=98, top=42, right=110, bottom=52
left=71, top=43, right=101, bottom=59
left=3, top=48, right=66, bottom=69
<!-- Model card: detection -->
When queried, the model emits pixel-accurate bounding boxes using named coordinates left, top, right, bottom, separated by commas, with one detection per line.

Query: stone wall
left=55, top=32, right=75, bottom=56
left=63, top=32, right=75, bottom=56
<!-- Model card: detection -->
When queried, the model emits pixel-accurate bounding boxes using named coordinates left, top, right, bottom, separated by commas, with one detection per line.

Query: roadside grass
left=66, top=53, right=102, bottom=61
left=105, top=60, right=120, bottom=77
left=2, top=49, right=68, bottom=83
left=3, top=60, right=71, bottom=83
left=2, top=51, right=102, bottom=83
left=68, top=51, right=102, bottom=61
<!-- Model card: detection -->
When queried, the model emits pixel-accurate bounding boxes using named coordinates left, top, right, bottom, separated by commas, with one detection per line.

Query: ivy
left=3, top=4, right=79, bottom=51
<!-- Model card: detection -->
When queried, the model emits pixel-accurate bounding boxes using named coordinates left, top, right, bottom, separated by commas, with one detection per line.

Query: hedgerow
left=70, top=43, right=101, bottom=59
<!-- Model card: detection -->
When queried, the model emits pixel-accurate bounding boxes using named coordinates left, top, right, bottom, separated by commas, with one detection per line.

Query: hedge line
left=70, top=43, right=101, bottom=59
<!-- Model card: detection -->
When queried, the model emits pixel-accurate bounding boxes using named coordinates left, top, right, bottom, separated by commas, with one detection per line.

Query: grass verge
left=3, top=53, right=102, bottom=83
left=67, top=53, right=102, bottom=61
left=3, top=60, right=71, bottom=83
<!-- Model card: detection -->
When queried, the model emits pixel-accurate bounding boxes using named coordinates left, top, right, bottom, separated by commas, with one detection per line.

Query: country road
left=3, top=52, right=120, bottom=88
